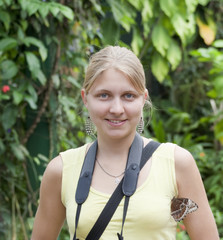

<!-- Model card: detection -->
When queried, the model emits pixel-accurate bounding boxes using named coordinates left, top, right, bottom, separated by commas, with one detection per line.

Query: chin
left=101, top=129, right=136, bottom=140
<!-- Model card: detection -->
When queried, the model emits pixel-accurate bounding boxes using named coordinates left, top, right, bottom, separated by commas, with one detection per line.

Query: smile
left=106, top=119, right=126, bottom=126
left=110, top=120, right=123, bottom=123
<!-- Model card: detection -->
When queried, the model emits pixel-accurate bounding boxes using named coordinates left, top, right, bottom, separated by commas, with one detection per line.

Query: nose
left=109, top=98, right=124, bottom=115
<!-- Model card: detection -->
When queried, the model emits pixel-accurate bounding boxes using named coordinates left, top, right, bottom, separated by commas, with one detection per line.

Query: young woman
left=31, top=46, right=219, bottom=240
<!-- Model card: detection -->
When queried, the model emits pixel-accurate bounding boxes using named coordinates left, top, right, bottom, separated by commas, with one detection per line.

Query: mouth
left=106, top=119, right=126, bottom=126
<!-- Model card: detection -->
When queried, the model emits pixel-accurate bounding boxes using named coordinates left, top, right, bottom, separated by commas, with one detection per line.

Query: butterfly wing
left=171, top=197, right=198, bottom=222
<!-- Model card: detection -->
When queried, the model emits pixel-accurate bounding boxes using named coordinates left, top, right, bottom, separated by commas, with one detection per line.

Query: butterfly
left=171, top=197, right=198, bottom=222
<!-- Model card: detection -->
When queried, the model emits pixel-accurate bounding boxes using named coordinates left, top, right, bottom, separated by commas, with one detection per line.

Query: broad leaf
left=167, top=39, right=182, bottom=70
left=0, top=60, right=18, bottom=80
left=152, top=23, right=171, bottom=57
left=212, top=40, right=223, bottom=48
left=13, top=91, right=24, bottom=105
left=1, top=105, right=18, bottom=130
left=0, top=10, right=10, bottom=31
left=142, top=0, right=153, bottom=20
left=25, top=51, right=40, bottom=72
left=38, top=4, right=50, bottom=18
left=23, top=37, right=47, bottom=61
left=0, top=38, right=17, bottom=51
left=25, top=52, right=46, bottom=85
left=49, top=3, right=60, bottom=17
left=101, top=18, right=120, bottom=45
left=131, top=27, right=144, bottom=56
left=185, top=0, right=199, bottom=13
left=58, top=4, right=74, bottom=20
left=160, top=0, right=178, bottom=17
left=25, top=95, right=37, bottom=109
left=171, top=13, right=196, bottom=45
left=107, top=0, right=135, bottom=32
left=196, top=17, right=216, bottom=45
left=198, top=0, right=210, bottom=6
left=26, top=1, right=39, bottom=16
left=151, top=52, right=169, bottom=82
left=36, top=69, right=47, bottom=86
left=10, top=143, right=29, bottom=161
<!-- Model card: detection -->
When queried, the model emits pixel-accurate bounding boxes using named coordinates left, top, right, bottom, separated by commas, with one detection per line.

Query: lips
left=106, top=119, right=126, bottom=126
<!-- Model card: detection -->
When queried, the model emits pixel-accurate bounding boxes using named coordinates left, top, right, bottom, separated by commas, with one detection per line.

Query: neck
left=96, top=132, right=136, bottom=164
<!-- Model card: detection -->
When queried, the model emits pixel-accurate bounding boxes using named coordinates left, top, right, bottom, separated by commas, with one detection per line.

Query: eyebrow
left=93, top=88, right=139, bottom=93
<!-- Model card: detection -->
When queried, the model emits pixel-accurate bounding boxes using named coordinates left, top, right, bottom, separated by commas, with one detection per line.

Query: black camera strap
left=73, top=133, right=160, bottom=240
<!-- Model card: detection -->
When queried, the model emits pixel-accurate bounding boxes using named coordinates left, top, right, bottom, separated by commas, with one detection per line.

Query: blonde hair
left=83, top=46, right=146, bottom=94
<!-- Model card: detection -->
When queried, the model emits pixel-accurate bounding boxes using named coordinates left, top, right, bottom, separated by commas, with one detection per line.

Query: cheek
left=126, top=101, right=143, bottom=117
left=87, top=103, right=107, bottom=119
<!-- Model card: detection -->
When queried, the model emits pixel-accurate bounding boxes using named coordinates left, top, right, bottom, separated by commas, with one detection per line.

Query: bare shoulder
left=39, top=155, right=63, bottom=197
left=174, top=145, right=196, bottom=171
left=43, top=155, right=63, bottom=179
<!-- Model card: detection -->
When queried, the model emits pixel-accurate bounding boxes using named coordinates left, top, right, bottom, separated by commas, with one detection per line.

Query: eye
left=98, top=93, right=109, bottom=99
left=124, top=93, right=135, bottom=100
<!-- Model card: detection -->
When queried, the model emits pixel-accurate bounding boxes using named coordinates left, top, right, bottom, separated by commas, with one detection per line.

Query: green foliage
left=1, top=0, right=223, bottom=239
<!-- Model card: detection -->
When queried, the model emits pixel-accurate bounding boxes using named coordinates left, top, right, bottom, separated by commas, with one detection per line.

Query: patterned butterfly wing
left=171, top=197, right=198, bottom=222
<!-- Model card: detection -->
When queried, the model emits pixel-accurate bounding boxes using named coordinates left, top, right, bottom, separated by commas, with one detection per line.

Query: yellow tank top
left=60, top=142, right=178, bottom=240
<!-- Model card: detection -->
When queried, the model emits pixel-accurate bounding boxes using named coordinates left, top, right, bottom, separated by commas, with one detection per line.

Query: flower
left=199, top=152, right=205, bottom=158
left=2, top=85, right=10, bottom=93
left=179, top=223, right=186, bottom=231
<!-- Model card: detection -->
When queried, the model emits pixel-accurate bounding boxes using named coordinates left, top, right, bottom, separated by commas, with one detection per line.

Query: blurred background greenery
left=0, top=0, right=223, bottom=239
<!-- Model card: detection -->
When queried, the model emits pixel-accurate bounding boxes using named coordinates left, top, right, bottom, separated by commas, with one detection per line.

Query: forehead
left=89, top=68, right=137, bottom=92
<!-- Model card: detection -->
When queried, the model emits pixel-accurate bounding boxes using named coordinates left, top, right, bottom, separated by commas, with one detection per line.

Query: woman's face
left=81, top=68, right=148, bottom=140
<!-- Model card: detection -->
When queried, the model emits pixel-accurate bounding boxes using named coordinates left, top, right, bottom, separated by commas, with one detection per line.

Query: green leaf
left=142, top=0, right=153, bottom=20
left=212, top=40, right=223, bottom=48
left=1, top=104, right=18, bottom=130
left=0, top=38, right=17, bottom=51
left=171, top=13, right=196, bottom=45
left=4, top=0, right=13, bottom=5
left=25, top=51, right=40, bottom=71
left=166, top=39, right=182, bottom=70
left=198, top=0, right=210, bottom=6
left=131, top=27, right=144, bottom=56
left=152, top=23, right=171, bottom=57
left=67, top=76, right=81, bottom=89
left=38, top=3, right=50, bottom=18
left=185, top=0, right=199, bottom=13
left=13, top=91, right=24, bottom=105
left=0, top=60, right=18, bottom=80
left=35, top=69, right=47, bottom=85
left=25, top=95, right=37, bottom=109
left=160, top=0, right=178, bottom=17
left=0, top=10, right=10, bottom=31
left=49, top=3, right=60, bottom=17
left=10, top=143, right=28, bottom=161
left=26, top=1, right=39, bottom=16
left=23, top=37, right=47, bottom=61
left=213, top=76, right=223, bottom=98
left=151, top=52, right=169, bottom=82
left=0, top=139, right=5, bottom=155
left=52, top=74, right=60, bottom=89
left=127, top=0, right=141, bottom=9
left=101, top=18, right=120, bottom=45
left=214, top=119, right=223, bottom=143
left=18, top=0, right=28, bottom=9
left=107, top=0, right=135, bottom=32
left=25, top=52, right=46, bottom=85
left=27, top=84, right=38, bottom=102
left=57, top=4, right=74, bottom=20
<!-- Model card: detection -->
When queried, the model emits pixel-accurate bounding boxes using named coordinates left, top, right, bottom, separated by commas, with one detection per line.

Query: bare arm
left=31, top=155, right=66, bottom=240
left=175, top=145, right=219, bottom=239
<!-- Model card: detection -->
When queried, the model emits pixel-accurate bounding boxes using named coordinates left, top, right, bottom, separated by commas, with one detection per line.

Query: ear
left=81, top=89, right=88, bottom=107
left=143, top=89, right=148, bottom=104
